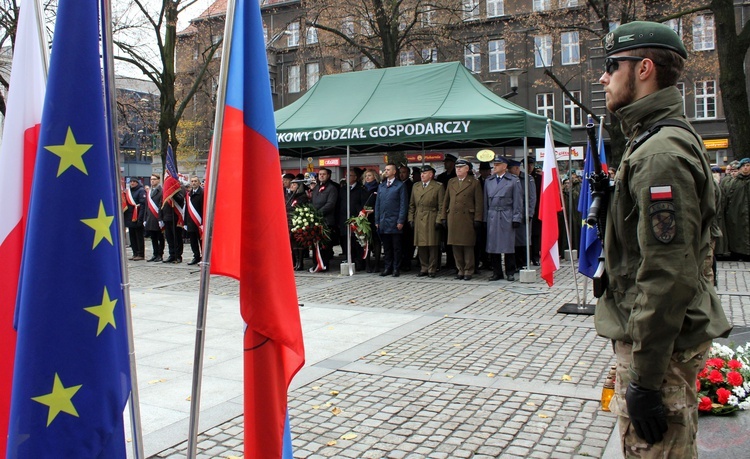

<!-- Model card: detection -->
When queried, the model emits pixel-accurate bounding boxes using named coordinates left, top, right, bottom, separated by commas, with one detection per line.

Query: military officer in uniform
left=508, top=159, right=536, bottom=270
left=596, top=21, right=731, bottom=457
left=484, top=156, right=522, bottom=281
left=440, top=158, right=483, bottom=280
left=408, top=165, right=444, bottom=277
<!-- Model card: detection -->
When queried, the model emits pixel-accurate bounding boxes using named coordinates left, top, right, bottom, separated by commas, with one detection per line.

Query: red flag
left=539, top=123, right=562, bottom=287
left=0, top=1, right=46, bottom=453
left=209, top=0, right=304, bottom=457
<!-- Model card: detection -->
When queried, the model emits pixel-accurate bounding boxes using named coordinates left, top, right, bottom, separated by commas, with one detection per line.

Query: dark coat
left=338, top=183, right=368, bottom=234
left=124, top=184, right=146, bottom=229
left=144, top=185, right=163, bottom=232
left=375, top=179, right=408, bottom=234
left=441, top=176, right=483, bottom=246
left=311, top=180, right=339, bottom=228
left=725, top=173, right=750, bottom=255
left=408, top=180, right=444, bottom=246
left=515, top=172, right=537, bottom=246
left=286, top=189, right=309, bottom=231
left=161, top=188, right=185, bottom=223
left=186, top=186, right=204, bottom=233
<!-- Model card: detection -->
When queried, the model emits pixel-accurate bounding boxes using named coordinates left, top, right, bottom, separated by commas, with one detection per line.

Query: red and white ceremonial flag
left=0, top=0, right=47, bottom=455
left=539, top=122, right=562, bottom=287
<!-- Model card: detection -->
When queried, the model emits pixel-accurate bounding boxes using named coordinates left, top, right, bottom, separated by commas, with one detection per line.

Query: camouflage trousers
left=609, top=340, right=711, bottom=458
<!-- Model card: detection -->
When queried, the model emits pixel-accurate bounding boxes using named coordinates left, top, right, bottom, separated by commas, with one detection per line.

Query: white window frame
left=287, top=22, right=300, bottom=47
left=563, top=91, right=583, bottom=127
left=534, top=35, right=552, bottom=68
left=463, top=0, right=479, bottom=21
left=560, top=0, right=578, bottom=7
left=533, top=0, right=551, bottom=12
left=488, top=39, right=506, bottom=72
left=420, top=8, right=435, bottom=27
left=341, top=60, right=354, bottom=72
left=421, top=48, right=438, bottom=63
left=676, top=82, right=686, bottom=114
left=362, top=56, right=375, bottom=70
left=693, top=14, right=715, bottom=51
left=486, top=0, right=504, bottom=18
left=400, top=50, right=416, bottom=66
left=288, top=64, right=300, bottom=93
left=695, top=80, right=717, bottom=119
left=561, top=31, right=579, bottom=65
left=306, top=26, right=318, bottom=44
left=464, top=42, right=481, bottom=73
left=664, top=18, right=682, bottom=38
left=343, top=17, right=355, bottom=37
left=306, top=62, right=319, bottom=89
left=536, top=93, right=554, bottom=120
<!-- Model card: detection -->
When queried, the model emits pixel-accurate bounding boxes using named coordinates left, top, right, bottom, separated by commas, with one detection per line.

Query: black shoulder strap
left=630, top=118, right=702, bottom=153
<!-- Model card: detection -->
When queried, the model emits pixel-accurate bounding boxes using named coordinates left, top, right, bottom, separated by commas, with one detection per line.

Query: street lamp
left=499, top=68, right=526, bottom=99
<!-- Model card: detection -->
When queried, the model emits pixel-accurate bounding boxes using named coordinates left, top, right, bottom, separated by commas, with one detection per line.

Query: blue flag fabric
left=577, top=134, right=602, bottom=278
left=7, top=1, right=131, bottom=457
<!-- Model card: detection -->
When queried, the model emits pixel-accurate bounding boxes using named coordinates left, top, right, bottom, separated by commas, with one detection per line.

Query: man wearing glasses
left=595, top=21, right=731, bottom=457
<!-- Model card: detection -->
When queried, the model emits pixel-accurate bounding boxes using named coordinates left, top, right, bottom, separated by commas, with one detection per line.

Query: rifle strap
left=630, top=118, right=702, bottom=153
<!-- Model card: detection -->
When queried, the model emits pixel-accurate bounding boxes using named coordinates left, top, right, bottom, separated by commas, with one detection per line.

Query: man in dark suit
left=311, top=167, right=339, bottom=271
left=186, top=175, right=204, bottom=265
left=338, top=167, right=368, bottom=270
left=375, top=163, right=408, bottom=277
left=125, top=178, right=146, bottom=261
left=144, top=174, right=165, bottom=262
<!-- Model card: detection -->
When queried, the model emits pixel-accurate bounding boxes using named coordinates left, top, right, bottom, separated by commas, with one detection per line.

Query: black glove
left=512, top=221, right=520, bottom=229
left=435, top=222, right=443, bottom=230
left=407, top=221, right=413, bottom=229
left=473, top=221, right=481, bottom=230
left=441, top=219, right=447, bottom=228
left=625, top=382, right=667, bottom=445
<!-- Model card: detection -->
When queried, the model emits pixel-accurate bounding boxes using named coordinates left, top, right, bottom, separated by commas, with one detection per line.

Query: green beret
left=603, top=21, right=687, bottom=59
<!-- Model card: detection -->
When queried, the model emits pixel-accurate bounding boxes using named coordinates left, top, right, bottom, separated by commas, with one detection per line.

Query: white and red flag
left=0, top=0, right=47, bottom=455
left=539, top=122, right=562, bottom=287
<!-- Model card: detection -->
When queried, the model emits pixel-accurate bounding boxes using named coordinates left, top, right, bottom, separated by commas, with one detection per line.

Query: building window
left=288, top=64, right=300, bottom=93
left=693, top=14, right=714, bottom=51
left=676, top=82, right=685, bottom=113
left=263, top=25, right=268, bottom=46
left=400, top=50, right=416, bottom=66
left=463, top=0, right=479, bottom=21
left=421, top=48, right=438, bottom=63
left=563, top=91, right=583, bottom=127
left=486, top=0, right=503, bottom=18
left=464, top=42, right=481, bottom=73
left=536, top=93, right=554, bottom=120
left=488, top=39, right=505, bottom=72
left=306, top=62, right=319, bottom=89
left=608, top=21, right=619, bottom=32
left=534, top=35, right=552, bottom=67
left=343, top=17, right=355, bottom=37
left=561, top=32, right=579, bottom=65
left=306, top=26, right=318, bottom=44
left=664, top=18, right=682, bottom=38
left=287, top=22, right=299, bottom=47
left=560, top=0, right=577, bottom=7
left=362, top=56, right=375, bottom=70
left=695, top=80, right=716, bottom=119
left=341, top=60, right=354, bottom=72
left=420, top=8, right=435, bottom=27
left=533, top=0, right=551, bottom=12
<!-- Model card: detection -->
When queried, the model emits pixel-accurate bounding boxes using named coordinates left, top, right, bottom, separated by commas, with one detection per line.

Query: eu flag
left=577, top=120, right=607, bottom=279
left=7, top=1, right=131, bottom=457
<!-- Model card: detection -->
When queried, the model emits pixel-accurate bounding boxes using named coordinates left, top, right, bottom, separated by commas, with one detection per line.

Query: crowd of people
left=284, top=152, right=544, bottom=281
left=715, top=158, right=750, bottom=261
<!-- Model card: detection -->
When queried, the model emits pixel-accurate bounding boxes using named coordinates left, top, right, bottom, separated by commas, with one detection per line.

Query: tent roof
left=275, top=62, right=571, bottom=157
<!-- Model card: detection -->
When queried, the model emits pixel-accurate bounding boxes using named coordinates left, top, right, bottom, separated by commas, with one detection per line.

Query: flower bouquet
left=346, top=207, right=373, bottom=259
left=291, top=204, right=330, bottom=272
left=697, top=342, right=750, bottom=415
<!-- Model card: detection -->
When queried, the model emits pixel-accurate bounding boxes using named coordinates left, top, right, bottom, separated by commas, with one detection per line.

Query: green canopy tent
left=275, top=61, right=571, bottom=156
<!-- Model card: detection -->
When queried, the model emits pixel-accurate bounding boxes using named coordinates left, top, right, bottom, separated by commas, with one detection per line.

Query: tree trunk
left=158, top=0, right=180, bottom=174
left=712, top=0, right=750, bottom=160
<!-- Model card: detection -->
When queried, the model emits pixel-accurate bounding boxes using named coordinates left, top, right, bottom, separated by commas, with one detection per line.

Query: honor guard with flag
left=595, top=21, right=731, bottom=456
left=145, top=174, right=165, bottom=262
left=162, top=145, right=185, bottom=264
left=125, top=178, right=147, bottom=261
left=186, top=175, right=204, bottom=265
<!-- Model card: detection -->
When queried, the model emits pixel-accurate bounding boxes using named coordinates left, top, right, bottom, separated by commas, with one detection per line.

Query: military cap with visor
left=455, top=158, right=472, bottom=168
left=603, top=21, right=687, bottom=59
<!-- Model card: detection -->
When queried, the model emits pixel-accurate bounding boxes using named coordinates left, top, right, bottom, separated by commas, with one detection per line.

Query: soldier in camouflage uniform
left=595, top=22, right=731, bottom=458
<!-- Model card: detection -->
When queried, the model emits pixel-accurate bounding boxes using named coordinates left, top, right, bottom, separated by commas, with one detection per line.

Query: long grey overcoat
left=484, top=173, right=521, bottom=254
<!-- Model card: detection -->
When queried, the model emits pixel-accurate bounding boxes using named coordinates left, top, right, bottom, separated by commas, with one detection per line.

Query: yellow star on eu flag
left=84, top=287, right=118, bottom=336
left=81, top=201, right=114, bottom=249
left=31, top=373, right=82, bottom=427
left=44, top=127, right=92, bottom=176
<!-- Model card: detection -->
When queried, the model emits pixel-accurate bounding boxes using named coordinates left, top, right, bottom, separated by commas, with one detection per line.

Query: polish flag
left=539, top=122, right=562, bottom=287
left=0, top=1, right=47, bottom=454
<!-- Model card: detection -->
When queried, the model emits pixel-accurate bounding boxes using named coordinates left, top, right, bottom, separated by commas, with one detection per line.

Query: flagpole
left=100, top=0, right=145, bottom=456
left=32, top=0, right=49, bottom=79
left=187, top=0, right=236, bottom=456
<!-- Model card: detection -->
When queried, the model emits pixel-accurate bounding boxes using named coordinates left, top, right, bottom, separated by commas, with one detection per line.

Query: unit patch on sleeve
left=649, top=201, right=676, bottom=243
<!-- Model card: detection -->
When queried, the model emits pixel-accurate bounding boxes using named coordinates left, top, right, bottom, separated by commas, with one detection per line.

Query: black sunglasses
left=604, top=56, right=646, bottom=74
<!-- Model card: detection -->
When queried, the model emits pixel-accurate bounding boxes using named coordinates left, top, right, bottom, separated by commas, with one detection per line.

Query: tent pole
left=524, top=137, right=530, bottom=269
left=347, top=145, right=353, bottom=276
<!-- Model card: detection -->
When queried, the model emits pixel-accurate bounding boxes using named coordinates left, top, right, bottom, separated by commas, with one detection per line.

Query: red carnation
left=716, top=387, right=731, bottom=405
left=706, top=358, right=724, bottom=369
left=727, top=371, right=744, bottom=387
left=696, top=379, right=701, bottom=392
left=698, top=368, right=709, bottom=379
left=728, top=359, right=743, bottom=370
left=699, top=396, right=713, bottom=411
left=708, top=369, right=725, bottom=384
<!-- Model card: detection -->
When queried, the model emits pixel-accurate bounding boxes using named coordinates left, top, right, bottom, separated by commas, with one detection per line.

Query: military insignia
left=618, top=34, right=635, bottom=43
left=649, top=201, right=676, bottom=243
left=604, top=32, right=614, bottom=51
left=650, top=185, right=672, bottom=200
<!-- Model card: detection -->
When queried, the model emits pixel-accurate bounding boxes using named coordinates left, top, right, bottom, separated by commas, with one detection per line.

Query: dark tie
left=423, top=183, right=426, bottom=188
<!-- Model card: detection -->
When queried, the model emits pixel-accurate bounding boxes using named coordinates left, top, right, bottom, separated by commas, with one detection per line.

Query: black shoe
left=380, top=270, right=392, bottom=277
left=173, top=257, right=182, bottom=264
left=463, top=275, right=472, bottom=281
left=153, top=256, right=163, bottom=262
left=488, top=275, right=503, bottom=281
left=454, top=274, right=464, bottom=280
left=531, top=260, right=540, bottom=266
left=187, top=258, right=201, bottom=265
left=417, top=272, right=428, bottom=277
left=401, top=266, right=411, bottom=272
left=428, top=273, right=436, bottom=278
left=507, top=274, right=516, bottom=282
left=146, top=256, right=158, bottom=262
left=392, top=271, right=400, bottom=277
left=163, top=256, right=175, bottom=263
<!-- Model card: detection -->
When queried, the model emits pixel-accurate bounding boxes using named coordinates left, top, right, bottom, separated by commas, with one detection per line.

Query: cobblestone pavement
left=138, top=250, right=749, bottom=459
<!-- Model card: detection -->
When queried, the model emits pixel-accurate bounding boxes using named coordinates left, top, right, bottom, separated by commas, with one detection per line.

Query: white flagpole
left=100, top=0, right=144, bottom=456
left=187, top=0, right=237, bottom=456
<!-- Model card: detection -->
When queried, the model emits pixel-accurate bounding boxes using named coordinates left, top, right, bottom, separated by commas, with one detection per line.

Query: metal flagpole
left=187, top=0, right=237, bottom=456
left=524, top=137, right=531, bottom=269
left=100, top=0, right=144, bottom=456
left=33, top=0, right=48, bottom=79
left=554, top=134, right=581, bottom=308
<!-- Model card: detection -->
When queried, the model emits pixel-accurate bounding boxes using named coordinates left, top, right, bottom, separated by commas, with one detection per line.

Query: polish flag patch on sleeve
left=650, top=185, right=673, bottom=201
